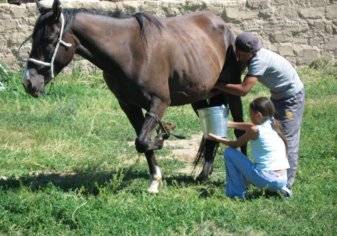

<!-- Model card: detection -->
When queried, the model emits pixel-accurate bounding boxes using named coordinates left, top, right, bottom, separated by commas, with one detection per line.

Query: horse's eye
left=46, top=44, right=54, bottom=51
left=46, top=36, right=55, bottom=42
left=45, top=27, right=58, bottom=41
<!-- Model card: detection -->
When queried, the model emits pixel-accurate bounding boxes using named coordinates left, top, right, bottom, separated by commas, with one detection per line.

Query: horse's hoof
left=147, top=179, right=162, bottom=194
left=147, top=168, right=162, bottom=194
left=196, top=174, right=209, bottom=183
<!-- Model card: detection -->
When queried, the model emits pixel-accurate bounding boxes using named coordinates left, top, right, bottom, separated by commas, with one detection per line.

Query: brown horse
left=22, top=0, right=245, bottom=193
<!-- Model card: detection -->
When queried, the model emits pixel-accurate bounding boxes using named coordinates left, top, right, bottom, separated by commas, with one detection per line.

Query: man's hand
left=211, top=76, right=258, bottom=97
left=214, top=82, right=224, bottom=90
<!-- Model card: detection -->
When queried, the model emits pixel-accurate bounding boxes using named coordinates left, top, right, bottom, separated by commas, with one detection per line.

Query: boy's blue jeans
left=224, top=147, right=287, bottom=199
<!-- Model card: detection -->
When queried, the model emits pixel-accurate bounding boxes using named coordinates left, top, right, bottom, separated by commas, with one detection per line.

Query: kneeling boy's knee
left=224, top=147, right=236, bottom=160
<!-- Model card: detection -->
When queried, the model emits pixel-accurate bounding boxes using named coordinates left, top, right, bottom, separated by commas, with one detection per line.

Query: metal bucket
left=197, top=105, right=228, bottom=137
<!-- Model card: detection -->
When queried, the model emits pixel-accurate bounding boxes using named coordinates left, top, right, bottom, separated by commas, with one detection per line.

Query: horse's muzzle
left=22, top=77, right=44, bottom=97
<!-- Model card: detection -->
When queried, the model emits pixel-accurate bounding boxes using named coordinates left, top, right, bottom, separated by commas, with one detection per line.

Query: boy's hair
left=249, top=97, right=287, bottom=148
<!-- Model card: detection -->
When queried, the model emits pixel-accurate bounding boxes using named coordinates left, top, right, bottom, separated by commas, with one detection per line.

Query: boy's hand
left=207, top=133, right=224, bottom=142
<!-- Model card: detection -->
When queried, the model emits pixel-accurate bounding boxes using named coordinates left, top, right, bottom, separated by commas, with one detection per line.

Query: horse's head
left=23, top=0, right=76, bottom=97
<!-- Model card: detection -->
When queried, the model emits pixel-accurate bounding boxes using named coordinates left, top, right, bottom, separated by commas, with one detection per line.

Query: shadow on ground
left=0, top=169, right=148, bottom=195
left=0, top=169, right=221, bottom=195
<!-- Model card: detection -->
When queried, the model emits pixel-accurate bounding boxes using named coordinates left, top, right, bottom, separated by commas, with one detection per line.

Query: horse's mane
left=63, top=8, right=162, bottom=38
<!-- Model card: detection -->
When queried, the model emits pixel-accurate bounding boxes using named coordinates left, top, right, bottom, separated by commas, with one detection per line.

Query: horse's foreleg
left=135, top=97, right=168, bottom=193
left=135, top=97, right=169, bottom=153
left=145, top=150, right=162, bottom=193
left=118, top=101, right=162, bottom=193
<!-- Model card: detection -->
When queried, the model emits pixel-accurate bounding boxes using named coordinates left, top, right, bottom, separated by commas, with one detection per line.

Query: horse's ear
left=35, top=0, right=44, bottom=13
left=51, top=0, right=62, bottom=20
left=52, top=0, right=61, bottom=12
left=35, top=0, right=61, bottom=13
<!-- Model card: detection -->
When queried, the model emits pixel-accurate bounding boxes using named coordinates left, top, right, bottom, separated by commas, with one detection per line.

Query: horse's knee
left=135, top=137, right=148, bottom=153
left=135, top=137, right=164, bottom=153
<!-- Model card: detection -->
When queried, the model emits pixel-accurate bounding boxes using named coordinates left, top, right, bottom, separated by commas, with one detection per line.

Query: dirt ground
left=164, top=134, right=203, bottom=175
left=126, top=133, right=203, bottom=175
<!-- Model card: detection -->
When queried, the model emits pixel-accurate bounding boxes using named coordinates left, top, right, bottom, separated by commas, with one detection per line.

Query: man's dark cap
left=235, top=32, right=262, bottom=53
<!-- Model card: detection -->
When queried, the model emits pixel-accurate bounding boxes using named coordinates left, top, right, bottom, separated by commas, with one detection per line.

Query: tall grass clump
left=0, top=62, right=9, bottom=90
left=309, top=57, right=337, bottom=79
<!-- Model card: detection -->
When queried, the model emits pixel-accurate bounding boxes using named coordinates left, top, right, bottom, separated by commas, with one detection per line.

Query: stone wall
left=0, top=0, right=336, bottom=70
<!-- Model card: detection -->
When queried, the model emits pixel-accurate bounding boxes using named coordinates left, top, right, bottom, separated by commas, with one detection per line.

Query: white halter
left=27, top=12, right=72, bottom=79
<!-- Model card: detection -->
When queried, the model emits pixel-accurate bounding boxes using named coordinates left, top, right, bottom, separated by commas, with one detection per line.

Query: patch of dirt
left=127, top=133, right=203, bottom=175
left=164, top=134, right=202, bottom=163
left=162, top=134, right=203, bottom=175
left=127, top=134, right=202, bottom=161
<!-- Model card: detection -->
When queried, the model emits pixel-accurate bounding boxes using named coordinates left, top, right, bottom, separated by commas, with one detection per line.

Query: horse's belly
left=170, top=91, right=210, bottom=106
left=168, top=75, right=217, bottom=106
left=104, top=75, right=152, bottom=109
left=168, top=50, right=224, bottom=105
left=170, top=95, right=206, bottom=106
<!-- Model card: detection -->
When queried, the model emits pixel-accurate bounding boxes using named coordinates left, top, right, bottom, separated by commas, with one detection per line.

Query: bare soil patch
left=127, top=134, right=203, bottom=174
left=163, top=134, right=203, bottom=175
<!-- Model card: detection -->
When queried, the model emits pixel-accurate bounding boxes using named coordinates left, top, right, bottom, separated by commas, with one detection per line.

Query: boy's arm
left=227, top=121, right=254, bottom=131
left=207, top=127, right=258, bottom=148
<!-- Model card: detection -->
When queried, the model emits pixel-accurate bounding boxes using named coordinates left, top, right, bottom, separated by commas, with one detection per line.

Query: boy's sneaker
left=279, top=186, right=292, bottom=198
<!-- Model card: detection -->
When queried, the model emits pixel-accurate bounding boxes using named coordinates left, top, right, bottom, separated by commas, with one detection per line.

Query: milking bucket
left=197, top=105, right=228, bottom=137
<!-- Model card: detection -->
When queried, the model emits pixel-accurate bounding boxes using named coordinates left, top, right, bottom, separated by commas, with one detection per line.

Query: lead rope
left=146, top=111, right=170, bottom=139
left=146, top=111, right=186, bottom=140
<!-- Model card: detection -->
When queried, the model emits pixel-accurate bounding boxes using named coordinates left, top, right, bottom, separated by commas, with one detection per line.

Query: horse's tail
left=193, top=136, right=207, bottom=168
left=192, top=136, right=219, bottom=177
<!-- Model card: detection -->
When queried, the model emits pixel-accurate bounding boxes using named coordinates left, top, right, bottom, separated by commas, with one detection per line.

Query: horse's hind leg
left=118, top=100, right=164, bottom=193
left=196, top=138, right=218, bottom=181
left=192, top=100, right=219, bottom=182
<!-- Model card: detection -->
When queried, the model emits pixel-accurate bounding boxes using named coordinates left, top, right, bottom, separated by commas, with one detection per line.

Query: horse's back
left=108, top=11, right=235, bottom=106
left=162, top=11, right=233, bottom=74
left=163, top=11, right=225, bottom=27
left=163, top=11, right=229, bottom=43
left=157, top=11, right=233, bottom=105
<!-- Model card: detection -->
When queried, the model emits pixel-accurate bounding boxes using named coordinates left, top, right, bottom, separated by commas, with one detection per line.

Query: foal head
left=23, top=0, right=76, bottom=97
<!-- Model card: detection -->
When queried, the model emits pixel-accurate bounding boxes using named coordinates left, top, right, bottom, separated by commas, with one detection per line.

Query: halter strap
left=27, top=12, right=72, bottom=79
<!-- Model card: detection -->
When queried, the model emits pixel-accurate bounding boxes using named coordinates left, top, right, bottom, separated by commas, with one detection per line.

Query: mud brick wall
left=0, top=0, right=336, bottom=70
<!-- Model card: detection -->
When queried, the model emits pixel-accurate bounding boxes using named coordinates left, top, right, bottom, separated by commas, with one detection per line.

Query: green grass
left=0, top=63, right=336, bottom=235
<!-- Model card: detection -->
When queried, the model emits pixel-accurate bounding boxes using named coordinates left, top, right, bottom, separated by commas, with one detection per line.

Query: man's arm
left=215, top=75, right=258, bottom=96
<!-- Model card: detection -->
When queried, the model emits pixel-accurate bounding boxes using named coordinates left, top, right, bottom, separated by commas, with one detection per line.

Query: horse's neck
left=71, top=14, right=136, bottom=72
